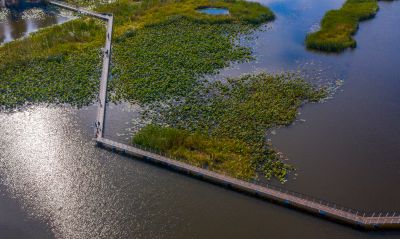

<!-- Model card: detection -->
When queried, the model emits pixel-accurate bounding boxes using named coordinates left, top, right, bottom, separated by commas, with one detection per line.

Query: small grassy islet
left=306, top=0, right=382, bottom=52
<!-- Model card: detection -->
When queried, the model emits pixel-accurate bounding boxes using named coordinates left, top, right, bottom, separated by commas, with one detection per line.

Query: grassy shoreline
left=305, top=0, right=380, bottom=52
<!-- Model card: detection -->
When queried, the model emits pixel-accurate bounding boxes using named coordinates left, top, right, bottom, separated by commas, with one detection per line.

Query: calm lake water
left=0, top=0, right=70, bottom=44
left=0, top=0, right=399, bottom=238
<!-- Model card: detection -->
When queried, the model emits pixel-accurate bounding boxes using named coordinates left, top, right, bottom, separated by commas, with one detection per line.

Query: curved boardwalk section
left=50, top=0, right=400, bottom=230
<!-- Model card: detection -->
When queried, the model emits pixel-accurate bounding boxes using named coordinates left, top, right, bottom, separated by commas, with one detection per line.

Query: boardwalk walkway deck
left=49, top=1, right=110, bottom=20
left=50, top=0, right=400, bottom=230
left=96, top=137, right=400, bottom=230
left=49, top=0, right=113, bottom=138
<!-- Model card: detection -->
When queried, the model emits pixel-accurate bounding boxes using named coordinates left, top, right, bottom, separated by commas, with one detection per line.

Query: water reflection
left=0, top=106, right=144, bottom=238
left=218, top=0, right=346, bottom=78
left=0, top=0, right=70, bottom=44
left=0, top=105, right=188, bottom=238
left=1, top=104, right=399, bottom=238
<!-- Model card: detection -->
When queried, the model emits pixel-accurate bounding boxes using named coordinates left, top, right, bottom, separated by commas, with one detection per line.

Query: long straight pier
left=96, top=137, right=400, bottom=230
left=50, top=0, right=400, bottom=230
left=49, top=0, right=113, bottom=138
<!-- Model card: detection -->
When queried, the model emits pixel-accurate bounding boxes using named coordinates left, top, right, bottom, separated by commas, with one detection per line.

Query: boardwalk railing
left=96, top=137, right=400, bottom=230
left=50, top=0, right=400, bottom=230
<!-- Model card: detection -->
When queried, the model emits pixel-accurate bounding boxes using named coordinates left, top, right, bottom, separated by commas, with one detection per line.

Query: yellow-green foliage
left=133, top=124, right=256, bottom=180
left=305, top=0, right=379, bottom=52
left=162, top=73, right=325, bottom=144
left=94, top=0, right=273, bottom=36
left=135, top=0, right=274, bottom=27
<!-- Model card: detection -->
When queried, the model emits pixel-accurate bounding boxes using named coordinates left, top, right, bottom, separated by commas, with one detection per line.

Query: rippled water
left=0, top=0, right=400, bottom=238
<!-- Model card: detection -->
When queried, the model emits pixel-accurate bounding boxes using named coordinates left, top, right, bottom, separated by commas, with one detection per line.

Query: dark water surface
left=0, top=0, right=400, bottom=238
left=266, top=0, right=400, bottom=211
left=0, top=0, right=70, bottom=44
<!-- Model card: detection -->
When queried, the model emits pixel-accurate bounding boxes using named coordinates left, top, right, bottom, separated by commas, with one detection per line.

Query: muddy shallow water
left=0, top=0, right=399, bottom=238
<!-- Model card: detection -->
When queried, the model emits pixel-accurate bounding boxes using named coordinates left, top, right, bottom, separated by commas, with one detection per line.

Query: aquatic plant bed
left=111, top=17, right=256, bottom=103
left=0, top=16, right=105, bottom=109
left=109, top=0, right=274, bottom=104
left=135, top=73, right=326, bottom=181
left=0, top=0, right=273, bottom=109
left=305, top=0, right=384, bottom=52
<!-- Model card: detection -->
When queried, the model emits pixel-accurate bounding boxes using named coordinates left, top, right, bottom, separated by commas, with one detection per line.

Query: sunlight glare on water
left=0, top=0, right=400, bottom=238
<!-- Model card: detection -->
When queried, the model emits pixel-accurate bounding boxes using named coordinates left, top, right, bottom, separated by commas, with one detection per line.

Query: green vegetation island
left=306, top=0, right=388, bottom=52
left=0, top=0, right=325, bottom=182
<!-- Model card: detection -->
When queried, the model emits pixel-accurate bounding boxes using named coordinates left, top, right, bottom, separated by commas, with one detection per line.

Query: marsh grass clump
left=133, top=125, right=256, bottom=179
left=305, top=0, right=380, bottom=52
left=94, top=0, right=274, bottom=36
left=135, top=73, right=326, bottom=182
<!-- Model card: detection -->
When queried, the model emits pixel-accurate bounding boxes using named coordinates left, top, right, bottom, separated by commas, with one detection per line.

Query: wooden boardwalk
left=49, top=1, right=110, bottom=20
left=96, top=137, right=400, bottom=230
left=50, top=0, right=400, bottom=230
left=49, top=0, right=113, bottom=138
